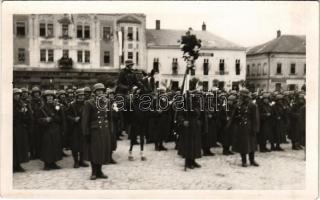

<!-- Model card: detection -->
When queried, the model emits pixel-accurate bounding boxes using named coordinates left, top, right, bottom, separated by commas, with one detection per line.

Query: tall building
left=146, top=21, right=246, bottom=91
left=246, top=30, right=306, bottom=92
left=13, top=14, right=147, bottom=89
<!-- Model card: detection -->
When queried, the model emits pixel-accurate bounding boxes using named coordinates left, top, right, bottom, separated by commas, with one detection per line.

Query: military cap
left=239, top=88, right=250, bottom=96
left=228, top=95, right=237, bottom=101
left=125, top=60, right=134, bottom=66
left=229, top=90, right=237, bottom=95
left=262, top=92, right=271, bottom=99
left=84, top=86, right=92, bottom=93
left=92, top=83, right=105, bottom=92
left=219, top=92, right=227, bottom=98
left=211, top=87, right=219, bottom=92
left=43, top=90, right=55, bottom=97
left=31, top=86, right=41, bottom=93
left=21, top=87, right=28, bottom=93
left=283, top=91, right=290, bottom=96
left=275, top=94, right=284, bottom=100
left=13, top=88, right=22, bottom=94
left=75, top=88, right=85, bottom=96
left=57, top=90, right=66, bottom=97
left=67, top=88, right=74, bottom=93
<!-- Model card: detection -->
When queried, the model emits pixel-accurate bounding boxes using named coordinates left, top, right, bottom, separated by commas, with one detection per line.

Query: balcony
left=58, top=57, right=73, bottom=70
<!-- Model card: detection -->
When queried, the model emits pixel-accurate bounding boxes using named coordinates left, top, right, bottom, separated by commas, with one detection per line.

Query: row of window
left=16, top=21, right=139, bottom=41
left=157, top=80, right=235, bottom=91
left=17, top=48, right=142, bottom=66
left=247, top=62, right=306, bottom=76
left=153, top=58, right=241, bottom=75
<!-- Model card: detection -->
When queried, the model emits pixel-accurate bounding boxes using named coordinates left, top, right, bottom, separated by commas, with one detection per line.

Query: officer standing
left=13, top=88, right=30, bottom=172
left=67, top=89, right=89, bottom=168
left=30, top=86, right=43, bottom=159
left=258, top=93, right=273, bottom=152
left=36, top=90, right=65, bottom=170
left=231, top=88, right=259, bottom=167
left=82, top=83, right=110, bottom=180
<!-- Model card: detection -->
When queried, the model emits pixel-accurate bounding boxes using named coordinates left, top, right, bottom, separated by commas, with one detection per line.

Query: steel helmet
left=92, top=83, right=105, bottom=92
left=43, top=90, right=55, bottom=97
left=31, top=86, right=41, bottom=93
left=75, top=88, right=85, bottom=96
left=13, top=88, right=22, bottom=94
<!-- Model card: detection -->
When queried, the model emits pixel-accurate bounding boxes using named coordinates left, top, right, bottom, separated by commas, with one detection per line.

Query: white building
left=146, top=21, right=246, bottom=91
left=246, top=31, right=306, bottom=91
left=13, top=14, right=147, bottom=89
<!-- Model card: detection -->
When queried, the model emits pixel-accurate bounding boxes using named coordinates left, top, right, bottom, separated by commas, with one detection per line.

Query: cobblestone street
left=13, top=140, right=305, bottom=190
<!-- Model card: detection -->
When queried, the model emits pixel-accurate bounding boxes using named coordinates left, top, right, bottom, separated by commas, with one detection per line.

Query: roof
left=146, top=29, right=245, bottom=51
left=247, top=35, right=306, bottom=56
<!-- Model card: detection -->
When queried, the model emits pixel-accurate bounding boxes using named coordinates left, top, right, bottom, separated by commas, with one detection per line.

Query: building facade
left=13, top=14, right=147, bottom=89
left=246, top=31, right=306, bottom=92
left=146, top=21, right=246, bottom=91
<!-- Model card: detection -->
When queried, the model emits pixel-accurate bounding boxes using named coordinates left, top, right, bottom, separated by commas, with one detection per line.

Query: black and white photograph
left=0, top=1, right=318, bottom=199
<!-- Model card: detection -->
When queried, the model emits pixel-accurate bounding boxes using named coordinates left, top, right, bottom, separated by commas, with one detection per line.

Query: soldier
left=290, top=93, right=305, bottom=150
left=84, top=86, right=92, bottom=101
left=149, top=88, right=170, bottom=151
left=82, top=83, right=110, bottom=180
left=221, top=94, right=237, bottom=155
left=271, top=94, right=285, bottom=151
left=107, top=88, right=118, bottom=164
left=177, top=91, right=202, bottom=170
left=116, top=60, right=140, bottom=140
left=298, top=93, right=306, bottom=147
left=67, top=89, right=89, bottom=168
left=201, top=92, right=217, bottom=156
left=66, top=88, right=75, bottom=105
left=258, top=93, right=273, bottom=152
left=30, top=86, right=43, bottom=159
left=13, top=88, right=30, bottom=172
left=36, top=90, right=65, bottom=170
left=57, top=90, right=70, bottom=156
left=230, top=88, right=259, bottom=167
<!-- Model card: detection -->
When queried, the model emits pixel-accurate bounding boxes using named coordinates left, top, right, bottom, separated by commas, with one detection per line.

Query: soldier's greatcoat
left=30, top=97, right=43, bottom=157
left=13, top=99, right=30, bottom=166
left=37, top=103, right=65, bottom=163
left=67, top=101, right=85, bottom=153
left=271, top=102, right=286, bottom=144
left=81, top=98, right=111, bottom=164
left=259, top=103, right=273, bottom=144
left=177, top=94, right=202, bottom=159
left=231, top=101, right=259, bottom=154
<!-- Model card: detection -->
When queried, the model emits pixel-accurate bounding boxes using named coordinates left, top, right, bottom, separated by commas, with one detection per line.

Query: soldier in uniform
left=66, top=88, right=75, bottom=105
left=36, top=90, right=65, bottom=170
left=221, top=94, right=237, bottom=155
left=107, top=88, right=118, bottom=164
left=177, top=91, right=202, bottom=170
left=116, top=60, right=140, bottom=140
left=290, top=93, right=305, bottom=150
left=57, top=90, right=70, bottom=156
left=82, top=83, right=110, bottom=180
left=258, top=93, right=273, bottom=152
left=13, top=88, right=30, bottom=172
left=230, top=88, right=259, bottom=167
left=84, top=86, right=92, bottom=101
left=30, top=86, right=43, bottom=159
left=271, top=94, right=286, bottom=151
left=67, top=89, right=89, bottom=168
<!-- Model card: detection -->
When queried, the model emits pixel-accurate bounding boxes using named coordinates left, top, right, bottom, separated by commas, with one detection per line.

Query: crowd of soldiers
left=13, top=60, right=306, bottom=180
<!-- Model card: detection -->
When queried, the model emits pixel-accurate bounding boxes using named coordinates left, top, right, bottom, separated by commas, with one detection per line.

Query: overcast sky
left=140, top=1, right=311, bottom=47
left=5, top=1, right=315, bottom=47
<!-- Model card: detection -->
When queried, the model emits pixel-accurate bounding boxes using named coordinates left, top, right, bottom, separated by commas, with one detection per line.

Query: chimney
left=277, top=30, right=281, bottom=38
left=202, top=22, right=206, bottom=31
left=156, top=20, right=160, bottom=30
